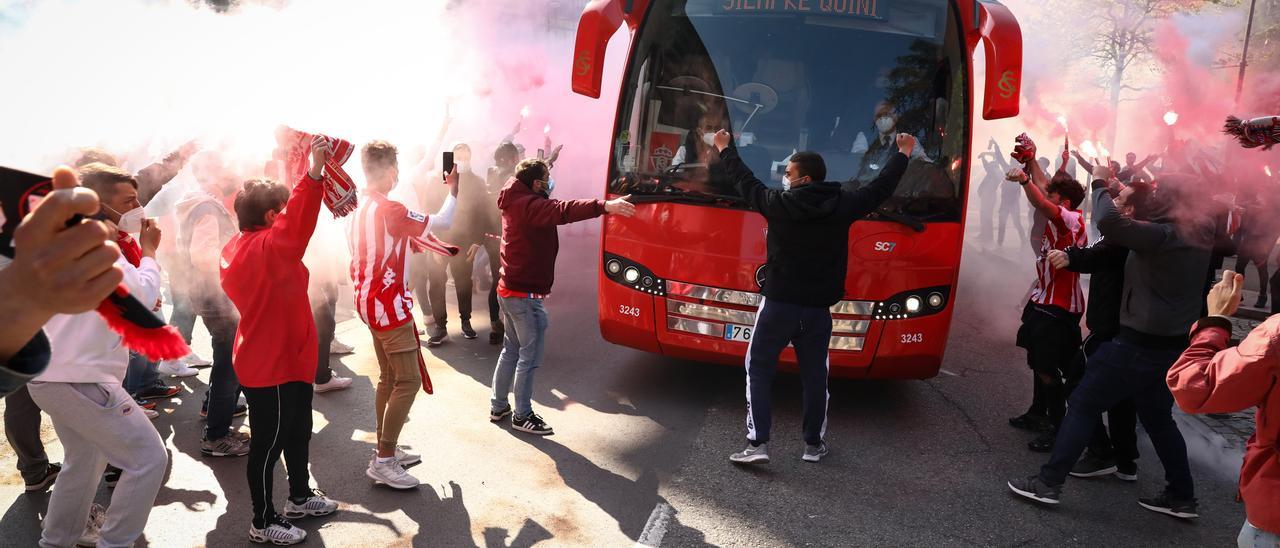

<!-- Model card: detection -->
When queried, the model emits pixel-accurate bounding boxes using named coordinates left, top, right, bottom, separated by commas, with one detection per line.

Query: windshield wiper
left=627, top=185, right=747, bottom=206
left=870, top=208, right=926, bottom=233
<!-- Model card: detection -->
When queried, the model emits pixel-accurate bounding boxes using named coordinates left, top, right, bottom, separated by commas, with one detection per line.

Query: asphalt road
left=0, top=232, right=1247, bottom=547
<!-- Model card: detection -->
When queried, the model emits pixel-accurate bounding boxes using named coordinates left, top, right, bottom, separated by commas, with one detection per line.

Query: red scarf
left=117, top=231, right=142, bottom=267
left=409, top=232, right=460, bottom=257
left=275, top=126, right=359, bottom=217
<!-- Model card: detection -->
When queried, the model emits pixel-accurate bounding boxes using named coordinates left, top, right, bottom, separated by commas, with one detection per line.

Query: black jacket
left=1065, top=237, right=1129, bottom=336
left=721, top=147, right=908, bottom=307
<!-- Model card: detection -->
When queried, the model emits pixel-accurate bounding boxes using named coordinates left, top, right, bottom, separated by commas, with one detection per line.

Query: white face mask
left=876, top=116, right=895, bottom=134
left=106, top=205, right=145, bottom=233
left=702, top=132, right=717, bottom=147
left=544, top=177, right=556, bottom=196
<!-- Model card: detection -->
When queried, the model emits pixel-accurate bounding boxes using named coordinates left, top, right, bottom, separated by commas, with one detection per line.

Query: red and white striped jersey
left=1031, top=205, right=1088, bottom=314
left=348, top=192, right=433, bottom=331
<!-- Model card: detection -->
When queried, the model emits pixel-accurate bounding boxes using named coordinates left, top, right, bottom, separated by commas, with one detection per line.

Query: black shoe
left=460, top=320, right=477, bottom=340
left=1138, top=490, right=1199, bottom=519
left=1027, top=431, right=1056, bottom=453
left=24, top=463, right=61, bottom=492
left=512, top=412, right=554, bottom=435
left=489, top=330, right=503, bottom=345
left=1007, top=475, right=1062, bottom=505
left=1009, top=412, right=1050, bottom=433
left=1255, top=295, right=1268, bottom=309
left=1115, top=461, right=1139, bottom=482
left=136, top=383, right=180, bottom=401
left=490, top=405, right=512, bottom=422
left=1070, top=451, right=1118, bottom=478
left=427, top=326, right=447, bottom=347
left=104, top=466, right=121, bottom=488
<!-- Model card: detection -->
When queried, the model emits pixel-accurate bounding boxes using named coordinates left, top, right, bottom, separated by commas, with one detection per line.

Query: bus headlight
left=603, top=253, right=666, bottom=296
left=873, top=286, right=951, bottom=320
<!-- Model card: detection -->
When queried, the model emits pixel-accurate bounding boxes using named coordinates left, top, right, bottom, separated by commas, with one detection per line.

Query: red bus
left=572, top=0, right=1024, bottom=379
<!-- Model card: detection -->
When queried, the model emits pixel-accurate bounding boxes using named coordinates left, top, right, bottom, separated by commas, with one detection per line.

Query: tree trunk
left=1107, top=66, right=1123, bottom=156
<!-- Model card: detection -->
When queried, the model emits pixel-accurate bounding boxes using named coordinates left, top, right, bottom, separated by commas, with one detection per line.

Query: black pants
left=4, top=385, right=49, bottom=484
left=244, top=382, right=313, bottom=528
left=1271, top=267, right=1280, bottom=315
left=1016, top=303, right=1081, bottom=428
left=745, top=298, right=832, bottom=446
left=311, top=282, right=338, bottom=385
left=485, top=239, right=503, bottom=331
left=1040, top=333, right=1194, bottom=498
left=1064, top=332, right=1139, bottom=465
left=428, top=252, right=475, bottom=325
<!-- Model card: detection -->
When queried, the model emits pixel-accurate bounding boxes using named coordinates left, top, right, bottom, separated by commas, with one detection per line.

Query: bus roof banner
left=695, top=0, right=887, bottom=19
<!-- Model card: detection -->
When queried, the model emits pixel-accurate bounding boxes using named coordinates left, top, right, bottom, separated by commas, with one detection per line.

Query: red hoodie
left=1168, top=314, right=1280, bottom=534
left=220, top=174, right=323, bottom=388
left=496, top=177, right=605, bottom=295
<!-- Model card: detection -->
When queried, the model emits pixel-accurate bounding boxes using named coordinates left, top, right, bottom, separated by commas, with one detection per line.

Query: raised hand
left=714, top=129, right=732, bottom=153
left=139, top=218, right=162, bottom=258
left=1207, top=270, right=1244, bottom=317
left=896, top=133, right=918, bottom=157
left=309, top=136, right=330, bottom=180
left=1005, top=167, right=1029, bottom=184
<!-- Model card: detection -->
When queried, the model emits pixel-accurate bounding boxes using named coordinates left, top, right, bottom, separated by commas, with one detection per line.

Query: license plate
left=724, top=323, right=753, bottom=342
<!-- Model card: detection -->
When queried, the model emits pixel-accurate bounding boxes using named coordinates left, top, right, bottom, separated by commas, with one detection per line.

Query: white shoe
left=182, top=352, right=213, bottom=367
left=396, top=446, right=421, bottom=466
left=314, top=375, right=353, bottom=393
left=248, top=516, right=306, bottom=545
left=158, top=359, right=199, bottom=378
left=366, top=457, right=420, bottom=489
left=329, top=340, right=355, bottom=355
left=75, top=503, right=106, bottom=547
left=144, top=408, right=159, bottom=420
left=283, top=489, right=338, bottom=519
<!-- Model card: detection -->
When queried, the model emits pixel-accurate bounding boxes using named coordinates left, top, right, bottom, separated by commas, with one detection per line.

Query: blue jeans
left=201, top=313, right=241, bottom=441
left=122, top=352, right=160, bottom=397
left=490, top=295, right=548, bottom=418
left=1239, top=521, right=1280, bottom=548
left=1039, top=334, right=1194, bottom=499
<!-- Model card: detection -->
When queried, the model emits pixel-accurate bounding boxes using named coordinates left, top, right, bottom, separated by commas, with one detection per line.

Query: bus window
left=609, top=0, right=968, bottom=222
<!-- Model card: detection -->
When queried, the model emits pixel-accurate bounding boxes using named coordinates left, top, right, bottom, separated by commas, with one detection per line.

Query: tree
left=1082, top=0, right=1228, bottom=147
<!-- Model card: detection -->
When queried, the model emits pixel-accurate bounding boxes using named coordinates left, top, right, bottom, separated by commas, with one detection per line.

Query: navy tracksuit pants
left=745, top=297, right=832, bottom=446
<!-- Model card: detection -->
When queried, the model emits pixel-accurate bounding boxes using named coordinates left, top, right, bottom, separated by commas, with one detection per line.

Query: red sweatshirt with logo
left=1168, top=314, right=1280, bottom=534
left=220, top=174, right=323, bottom=388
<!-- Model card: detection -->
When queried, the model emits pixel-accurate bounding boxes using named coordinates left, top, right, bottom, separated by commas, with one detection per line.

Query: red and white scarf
left=275, top=126, right=359, bottom=217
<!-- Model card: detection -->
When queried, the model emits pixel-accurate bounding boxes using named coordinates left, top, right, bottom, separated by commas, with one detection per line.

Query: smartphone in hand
left=442, top=151, right=454, bottom=183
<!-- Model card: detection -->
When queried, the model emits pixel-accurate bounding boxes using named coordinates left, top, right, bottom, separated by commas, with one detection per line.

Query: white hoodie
left=36, top=255, right=163, bottom=384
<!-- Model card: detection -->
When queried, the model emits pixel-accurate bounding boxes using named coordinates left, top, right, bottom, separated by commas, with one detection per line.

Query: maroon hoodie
left=497, top=177, right=605, bottom=295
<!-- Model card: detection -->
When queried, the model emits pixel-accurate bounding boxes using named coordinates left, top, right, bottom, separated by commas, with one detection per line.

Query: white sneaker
left=75, top=503, right=106, bottom=547
left=248, top=516, right=306, bottom=545
left=329, top=340, right=355, bottom=355
left=144, top=408, right=159, bottom=420
left=366, top=457, right=420, bottom=489
left=283, top=489, right=338, bottom=519
left=182, top=352, right=213, bottom=367
left=396, top=446, right=421, bottom=466
left=314, top=375, right=353, bottom=394
left=158, top=359, right=199, bottom=378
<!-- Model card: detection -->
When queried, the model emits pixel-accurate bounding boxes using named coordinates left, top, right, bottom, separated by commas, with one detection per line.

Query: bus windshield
left=608, top=0, right=969, bottom=222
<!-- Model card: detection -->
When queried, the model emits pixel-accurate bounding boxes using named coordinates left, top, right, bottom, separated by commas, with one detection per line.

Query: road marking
left=939, top=369, right=959, bottom=377
left=635, top=502, right=673, bottom=547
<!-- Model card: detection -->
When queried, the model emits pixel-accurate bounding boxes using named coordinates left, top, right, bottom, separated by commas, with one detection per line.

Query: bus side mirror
left=977, top=1, right=1022, bottom=120
left=572, top=0, right=627, bottom=98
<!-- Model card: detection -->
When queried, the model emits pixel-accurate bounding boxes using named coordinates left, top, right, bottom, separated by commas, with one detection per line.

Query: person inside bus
left=1008, top=153, right=1213, bottom=519
left=711, top=128, right=916, bottom=465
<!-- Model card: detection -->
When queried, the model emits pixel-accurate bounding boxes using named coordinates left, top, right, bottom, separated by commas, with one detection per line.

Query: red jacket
left=1168, top=314, right=1280, bottom=534
left=496, top=178, right=605, bottom=295
left=220, top=175, right=324, bottom=388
